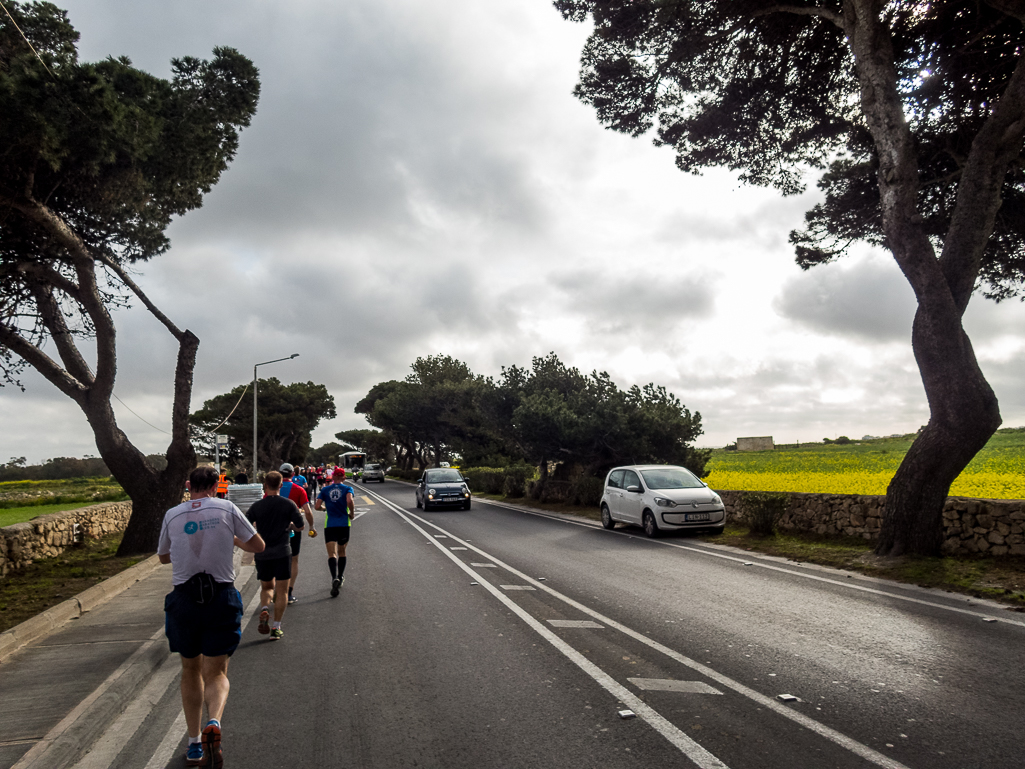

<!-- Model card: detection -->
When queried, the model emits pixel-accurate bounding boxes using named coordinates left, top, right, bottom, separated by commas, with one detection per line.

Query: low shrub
left=462, top=465, right=536, bottom=496
left=739, top=491, right=789, bottom=536
left=568, top=476, right=604, bottom=507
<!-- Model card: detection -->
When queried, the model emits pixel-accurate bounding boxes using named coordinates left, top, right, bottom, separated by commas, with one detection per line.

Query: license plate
left=685, top=513, right=710, bottom=522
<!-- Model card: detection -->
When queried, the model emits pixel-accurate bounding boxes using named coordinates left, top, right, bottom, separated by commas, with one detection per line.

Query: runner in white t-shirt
left=158, top=466, right=264, bottom=768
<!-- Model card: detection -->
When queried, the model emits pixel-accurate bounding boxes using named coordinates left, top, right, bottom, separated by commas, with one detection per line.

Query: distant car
left=362, top=463, right=385, bottom=483
left=416, top=468, right=471, bottom=510
left=600, top=465, right=725, bottom=538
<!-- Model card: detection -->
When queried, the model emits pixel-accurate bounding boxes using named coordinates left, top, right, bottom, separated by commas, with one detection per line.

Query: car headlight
left=654, top=497, right=677, bottom=508
left=429, top=488, right=437, bottom=495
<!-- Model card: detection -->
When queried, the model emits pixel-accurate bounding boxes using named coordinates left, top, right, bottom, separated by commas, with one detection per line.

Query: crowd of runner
left=158, top=460, right=360, bottom=767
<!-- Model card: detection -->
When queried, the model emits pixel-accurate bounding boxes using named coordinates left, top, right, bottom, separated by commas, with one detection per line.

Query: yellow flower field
left=703, top=430, right=1025, bottom=500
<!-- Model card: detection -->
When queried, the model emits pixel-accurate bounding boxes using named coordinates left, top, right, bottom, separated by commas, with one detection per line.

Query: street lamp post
left=253, top=354, right=299, bottom=477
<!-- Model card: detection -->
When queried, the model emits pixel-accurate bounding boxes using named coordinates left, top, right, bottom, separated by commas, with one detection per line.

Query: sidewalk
left=0, top=551, right=254, bottom=769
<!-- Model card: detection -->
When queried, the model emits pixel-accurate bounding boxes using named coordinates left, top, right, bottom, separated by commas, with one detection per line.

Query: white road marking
left=72, top=652, right=184, bottom=769
left=480, top=498, right=1025, bottom=627
left=629, top=679, right=723, bottom=695
left=360, top=486, right=911, bottom=769
left=470, top=563, right=497, bottom=568
left=370, top=496, right=730, bottom=769
left=500, top=585, right=536, bottom=591
left=450, top=547, right=468, bottom=551
left=548, top=619, right=604, bottom=629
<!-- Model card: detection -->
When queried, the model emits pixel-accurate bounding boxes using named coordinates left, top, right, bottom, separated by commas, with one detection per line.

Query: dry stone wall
left=716, top=490, right=1025, bottom=557
left=0, top=501, right=132, bottom=577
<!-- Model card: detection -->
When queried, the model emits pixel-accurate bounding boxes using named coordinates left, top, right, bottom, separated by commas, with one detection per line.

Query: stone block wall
left=0, top=501, right=132, bottom=577
left=716, top=490, right=1024, bottom=557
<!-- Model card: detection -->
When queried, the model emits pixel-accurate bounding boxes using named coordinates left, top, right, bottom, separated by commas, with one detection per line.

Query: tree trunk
left=877, top=312, right=1001, bottom=556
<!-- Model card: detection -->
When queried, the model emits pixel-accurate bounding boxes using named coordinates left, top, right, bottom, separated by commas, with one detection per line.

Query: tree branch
left=28, top=282, right=95, bottom=386
left=751, top=3, right=844, bottom=28
left=0, top=322, right=88, bottom=402
left=100, top=257, right=186, bottom=341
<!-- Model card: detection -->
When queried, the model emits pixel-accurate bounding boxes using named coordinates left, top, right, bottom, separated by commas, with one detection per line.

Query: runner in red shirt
left=277, top=464, right=315, bottom=603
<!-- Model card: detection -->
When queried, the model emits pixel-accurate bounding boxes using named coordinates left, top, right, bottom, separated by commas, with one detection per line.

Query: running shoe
left=339, top=576, right=345, bottom=587
left=270, top=627, right=284, bottom=640
left=257, top=608, right=270, bottom=634
left=202, top=720, right=223, bottom=769
left=288, top=594, right=298, bottom=604
left=330, top=578, right=341, bottom=597
left=184, top=742, right=204, bottom=766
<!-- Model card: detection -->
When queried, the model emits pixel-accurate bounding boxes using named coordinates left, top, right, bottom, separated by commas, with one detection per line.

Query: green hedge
left=461, top=466, right=536, bottom=496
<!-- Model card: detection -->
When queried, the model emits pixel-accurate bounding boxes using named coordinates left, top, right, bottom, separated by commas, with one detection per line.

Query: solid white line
left=481, top=498, right=1025, bottom=628
left=374, top=496, right=729, bottom=768
left=12, top=626, right=166, bottom=769
left=72, top=652, right=183, bottom=769
left=142, top=566, right=259, bottom=769
left=363, top=487, right=911, bottom=769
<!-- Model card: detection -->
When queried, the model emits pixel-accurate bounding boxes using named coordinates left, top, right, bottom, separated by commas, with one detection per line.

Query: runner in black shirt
left=246, top=471, right=304, bottom=640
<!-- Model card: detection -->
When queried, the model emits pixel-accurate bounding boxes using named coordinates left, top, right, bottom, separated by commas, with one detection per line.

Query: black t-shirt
left=246, top=495, right=304, bottom=560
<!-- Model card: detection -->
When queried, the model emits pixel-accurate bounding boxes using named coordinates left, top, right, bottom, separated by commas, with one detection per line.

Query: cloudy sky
left=4, top=0, right=1025, bottom=463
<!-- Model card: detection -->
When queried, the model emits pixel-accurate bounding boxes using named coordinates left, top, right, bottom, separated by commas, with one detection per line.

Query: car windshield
left=366, top=464, right=380, bottom=470
left=426, top=469, right=463, bottom=483
left=640, top=467, right=703, bottom=490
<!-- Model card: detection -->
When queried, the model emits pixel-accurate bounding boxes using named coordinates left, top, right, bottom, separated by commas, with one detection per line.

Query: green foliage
left=190, top=378, right=335, bottom=471
left=739, top=491, right=789, bottom=536
left=356, top=352, right=709, bottom=482
left=334, top=429, right=395, bottom=464
left=461, top=466, right=536, bottom=496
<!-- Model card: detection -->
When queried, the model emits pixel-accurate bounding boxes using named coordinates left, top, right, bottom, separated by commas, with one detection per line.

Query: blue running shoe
left=185, top=742, right=204, bottom=766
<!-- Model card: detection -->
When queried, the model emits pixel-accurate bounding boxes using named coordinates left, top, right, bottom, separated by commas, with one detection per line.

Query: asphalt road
left=112, top=481, right=1023, bottom=769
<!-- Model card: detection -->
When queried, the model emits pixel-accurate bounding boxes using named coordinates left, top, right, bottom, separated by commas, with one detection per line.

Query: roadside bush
left=568, top=476, right=604, bottom=507
left=387, top=468, right=421, bottom=482
left=503, top=474, right=525, bottom=498
left=462, top=465, right=536, bottom=496
left=739, top=491, right=789, bottom=536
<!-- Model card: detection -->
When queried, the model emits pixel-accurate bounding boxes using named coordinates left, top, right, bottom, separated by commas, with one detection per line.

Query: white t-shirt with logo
left=158, top=497, right=257, bottom=586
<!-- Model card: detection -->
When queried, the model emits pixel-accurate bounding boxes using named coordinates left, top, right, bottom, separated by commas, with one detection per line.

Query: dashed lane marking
left=629, top=679, right=723, bottom=695
left=359, top=485, right=911, bottom=769
left=548, top=619, right=604, bottom=629
left=500, top=585, right=535, bottom=591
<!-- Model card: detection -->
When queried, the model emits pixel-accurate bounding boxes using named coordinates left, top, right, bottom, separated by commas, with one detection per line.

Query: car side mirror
left=418, top=479, right=425, bottom=485
left=626, top=485, right=642, bottom=493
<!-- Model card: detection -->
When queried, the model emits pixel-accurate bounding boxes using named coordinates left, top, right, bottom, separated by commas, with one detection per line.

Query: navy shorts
left=324, top=526, right=351, bottom=544
left=290, top=532, right=302, bottom=557
left=164, top=584, right=243, bottom=658
left=255, top=555, right=292, bottom=582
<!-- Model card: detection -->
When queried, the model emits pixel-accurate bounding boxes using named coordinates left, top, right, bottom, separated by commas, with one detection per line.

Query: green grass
left=0, top=531, right=148, bottom=633
left=0, top=502, right=126, bottom=528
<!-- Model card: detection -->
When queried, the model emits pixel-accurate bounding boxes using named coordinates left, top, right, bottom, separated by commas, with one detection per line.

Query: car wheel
left=643, top=511, right=659, bottom=538
left=416, top=495, right=422, bottom=509
left=423, top=500, right=431, bottom=511
left=600, top=504, right=616, bottom=530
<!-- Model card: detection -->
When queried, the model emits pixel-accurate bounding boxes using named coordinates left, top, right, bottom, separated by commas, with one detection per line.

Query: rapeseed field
left=703, top=428, right=1025, bottom=500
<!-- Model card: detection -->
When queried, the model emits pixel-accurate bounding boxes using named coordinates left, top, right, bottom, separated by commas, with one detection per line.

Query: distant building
left=736, top=436, right=774, bottom=452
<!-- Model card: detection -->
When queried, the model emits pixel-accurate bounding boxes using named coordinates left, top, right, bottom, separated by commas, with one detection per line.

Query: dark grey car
left=416, top=468, right=471, bottom=510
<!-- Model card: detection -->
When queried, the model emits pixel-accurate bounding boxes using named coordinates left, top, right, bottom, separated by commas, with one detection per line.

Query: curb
left=0, top=553, right=163, bottom=664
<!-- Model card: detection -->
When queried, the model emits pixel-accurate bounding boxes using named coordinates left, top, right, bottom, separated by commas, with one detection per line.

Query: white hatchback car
left=600, top=465, right=725, bottom=538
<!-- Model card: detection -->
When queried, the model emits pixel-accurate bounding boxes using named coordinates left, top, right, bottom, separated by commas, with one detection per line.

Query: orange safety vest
left=217, top=474, right=230, bottom=495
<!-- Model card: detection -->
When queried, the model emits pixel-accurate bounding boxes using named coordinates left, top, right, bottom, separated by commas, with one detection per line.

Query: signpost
left=215, top=434, right=229, bottom=474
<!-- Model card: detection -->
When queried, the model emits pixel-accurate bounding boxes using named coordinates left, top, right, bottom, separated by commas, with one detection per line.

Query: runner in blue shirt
left=315, top=467, right=355, bottom=597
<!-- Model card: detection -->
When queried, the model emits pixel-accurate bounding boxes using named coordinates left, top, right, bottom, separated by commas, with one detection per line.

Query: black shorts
left=324, top=526, right=351, bottom=545
left=164, top=583, right=243, bottom=659
left=290, top=532, right=302, bottom=557
left=255, top=555, right=292, bottom=582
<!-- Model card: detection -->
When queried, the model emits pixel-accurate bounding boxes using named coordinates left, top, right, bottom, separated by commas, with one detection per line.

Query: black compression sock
left=328, top=557, right=337, bottom=579
left=338, top=556, right=347, bottom=576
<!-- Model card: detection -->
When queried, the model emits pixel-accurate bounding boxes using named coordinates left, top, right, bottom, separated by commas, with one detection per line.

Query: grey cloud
left=550, top=270, right=716, bottom=335
left=773, top=256, right=917, bottom=342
